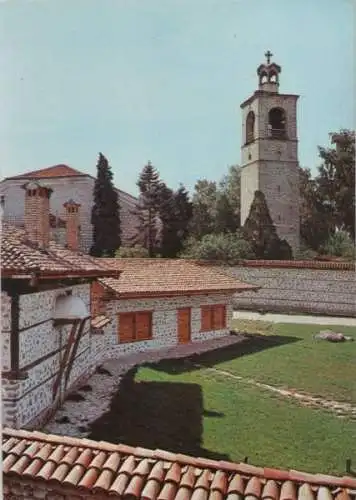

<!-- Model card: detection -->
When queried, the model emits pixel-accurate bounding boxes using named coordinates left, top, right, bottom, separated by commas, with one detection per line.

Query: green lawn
left=136, top=365, right=355, bottom=474
left=228, top=320, right=356, bottom=403
left=89, top=321, right=356, bottom=475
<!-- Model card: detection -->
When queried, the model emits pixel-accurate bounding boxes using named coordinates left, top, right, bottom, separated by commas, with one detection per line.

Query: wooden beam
left=52, top=320, right=79, bottom=402
left=63, top=318, right=87, bottom=390
left=10, top=292, right=20, bottom=375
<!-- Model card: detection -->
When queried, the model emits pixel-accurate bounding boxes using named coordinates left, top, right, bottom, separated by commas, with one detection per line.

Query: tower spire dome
left=257, top=50, right=281, bottom=92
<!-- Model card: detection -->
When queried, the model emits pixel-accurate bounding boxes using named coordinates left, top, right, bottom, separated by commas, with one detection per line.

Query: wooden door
left=177, top=308, right=191, bottom=344
left=136, top=312, right=152, bottom=341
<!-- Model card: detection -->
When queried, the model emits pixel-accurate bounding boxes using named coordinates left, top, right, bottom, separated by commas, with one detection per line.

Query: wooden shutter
left=136, top=312, right=152, bottom=341
left=212, top=305, right=226, bottom=329
left=201, top=306, right=212, bottom=332
left=118, top=313, right=135, bottom=343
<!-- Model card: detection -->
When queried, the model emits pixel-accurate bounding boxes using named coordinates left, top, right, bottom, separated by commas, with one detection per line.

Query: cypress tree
left=90, top=152, right=121, bottom=257
left=243, top=190, right=292, bottom=259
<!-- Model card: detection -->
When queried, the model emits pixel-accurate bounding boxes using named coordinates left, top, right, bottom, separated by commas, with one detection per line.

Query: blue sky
left=0, top=0, right=353, bottom=196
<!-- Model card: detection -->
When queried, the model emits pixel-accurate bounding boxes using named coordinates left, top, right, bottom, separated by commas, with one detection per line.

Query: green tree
left=159, top=183, right=193, bottom=258
left=90, top=152, right=121, bottom=257
left=243, top=190, right=292, bottom=259
left=219, top=164, right=241, bottom=229
left=190, top=166, right=241, bottom=238
left=190, top=179, right=218, bottom=238
left=181, top=232, right=254, bottom=264
left=131, top=161, right=162, bottom=257
left=316, top=129, right=355, bottom=239
left=299, top=166, right=331, bottom=250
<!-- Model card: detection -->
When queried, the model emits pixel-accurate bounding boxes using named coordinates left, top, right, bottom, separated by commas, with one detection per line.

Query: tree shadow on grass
left=147, top=333, right=301, bottom=375
left=89, top=366, right=230, bottom=461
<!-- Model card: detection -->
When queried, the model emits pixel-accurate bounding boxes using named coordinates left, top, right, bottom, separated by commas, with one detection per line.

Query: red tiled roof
left=6, top=164, right=87, bottom=180
left=1, top=223, right=118, bottom=279
left=3, top=427, right=356, bottom=499
left=98, top=258, right=258, bottom=297
left=3, top=164, right=138, bottom=202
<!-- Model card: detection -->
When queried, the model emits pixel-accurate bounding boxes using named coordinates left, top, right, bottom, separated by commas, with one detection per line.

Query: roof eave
left=102, top=286, right=258, bottom=300
left=1, top=269, right=120, bottom=280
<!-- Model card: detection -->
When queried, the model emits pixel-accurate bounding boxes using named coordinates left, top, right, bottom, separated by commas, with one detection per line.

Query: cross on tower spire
left=265, top=50, right=273, bottom=65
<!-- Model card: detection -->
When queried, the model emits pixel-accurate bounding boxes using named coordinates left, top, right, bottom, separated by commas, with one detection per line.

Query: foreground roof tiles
left=3, top=428, right=356, bottom=499
left=1, top=223, right=117, bottom=278
left=98, top=258, right=257, bottom=297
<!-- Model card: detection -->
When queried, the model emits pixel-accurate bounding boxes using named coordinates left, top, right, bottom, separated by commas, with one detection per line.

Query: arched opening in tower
left=246, top=111, right=255, bottom=144
left=268, top=107, right=287, bottom=139
left=260, top=73, right=268, bottom=85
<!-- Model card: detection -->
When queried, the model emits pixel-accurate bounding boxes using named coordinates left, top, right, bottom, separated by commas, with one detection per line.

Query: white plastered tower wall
left=240, top=52, right=300, bottom=255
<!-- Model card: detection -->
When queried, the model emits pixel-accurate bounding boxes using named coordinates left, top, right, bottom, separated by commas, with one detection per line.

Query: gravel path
left=43, top=334, right=245, bottom=438
left=233, top=311, right=356, bottom=326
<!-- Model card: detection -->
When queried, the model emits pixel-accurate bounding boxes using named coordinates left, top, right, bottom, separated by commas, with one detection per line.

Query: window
left=118, top=311, right=152, bottom=343
left=0, top=195, right=5, bottom=207
left=246, top=111, right=255, bottom=144
left=201, top=305, right=226, bottom=332
left=268, top=107, right=287, bottom=139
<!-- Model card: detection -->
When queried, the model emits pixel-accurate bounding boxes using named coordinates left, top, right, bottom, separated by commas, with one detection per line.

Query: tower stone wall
left=240, top=53, right=300, bottom=255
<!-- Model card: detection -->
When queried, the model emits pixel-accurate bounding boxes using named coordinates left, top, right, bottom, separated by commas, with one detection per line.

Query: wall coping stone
left=194, top=259, right=355, bottom=271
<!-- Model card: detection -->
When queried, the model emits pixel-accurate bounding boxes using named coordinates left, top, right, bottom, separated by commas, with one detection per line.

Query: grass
left=229, top=320, right=356, bottom=403
left=88, top=320, right=356, bottom=475
left=135, top=365, right=355, bottom=474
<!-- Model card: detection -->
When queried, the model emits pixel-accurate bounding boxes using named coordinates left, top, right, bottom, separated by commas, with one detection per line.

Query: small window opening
left=246, top=111, right=255, bottom=144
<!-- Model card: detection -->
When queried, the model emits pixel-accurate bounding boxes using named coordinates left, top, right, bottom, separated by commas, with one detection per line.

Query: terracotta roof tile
left=1, top=223, right=118, bottom=279
left=98, top=258, right=257, bottom=297
left=2, top=428, right=356, bottom=500
left=7, top=164, right=87, bottom=180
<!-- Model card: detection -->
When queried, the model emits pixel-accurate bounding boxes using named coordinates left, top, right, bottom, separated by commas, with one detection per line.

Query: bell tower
left=240, top=51, right=300, bottom=255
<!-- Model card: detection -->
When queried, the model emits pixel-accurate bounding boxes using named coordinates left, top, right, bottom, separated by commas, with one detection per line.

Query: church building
left=240, top=51, right=300, bottom=254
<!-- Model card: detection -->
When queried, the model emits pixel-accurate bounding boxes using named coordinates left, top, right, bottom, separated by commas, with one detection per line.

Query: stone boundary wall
left=195, top=260, right=356, bottom=317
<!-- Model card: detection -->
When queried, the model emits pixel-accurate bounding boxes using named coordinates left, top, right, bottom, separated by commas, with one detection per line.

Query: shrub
left=180, top=232, right=255, bottom=264
left=319, top=231, right=355, bottom=260
left=115, top=245, right=149, bottom=258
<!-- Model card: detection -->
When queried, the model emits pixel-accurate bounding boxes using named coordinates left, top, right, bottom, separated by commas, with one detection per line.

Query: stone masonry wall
left=221, top=263, right=356, bottom=317
left=91, top=293, right=234, bottom=363
left=2, top=284, right=94, bottom=429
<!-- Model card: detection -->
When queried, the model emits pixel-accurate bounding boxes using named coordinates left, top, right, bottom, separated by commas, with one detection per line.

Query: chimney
left=22, top=181, right=53, bottom=249
left=63, top=199, right=81, bottom=251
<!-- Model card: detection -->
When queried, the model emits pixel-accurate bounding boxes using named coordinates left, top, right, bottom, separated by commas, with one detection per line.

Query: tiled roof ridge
left=4, top=164, right=87, bottom=179
left=3, top=427, right=356, bottom=490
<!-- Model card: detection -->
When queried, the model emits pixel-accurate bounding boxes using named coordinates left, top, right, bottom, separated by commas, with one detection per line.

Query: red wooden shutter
left=201, top=306, right=212, bottom=332
left=135, top=312, right=152, bottom=341
left=118, top=313, right=135, bottom=343
left=212, top=305, right=226, bottom=329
